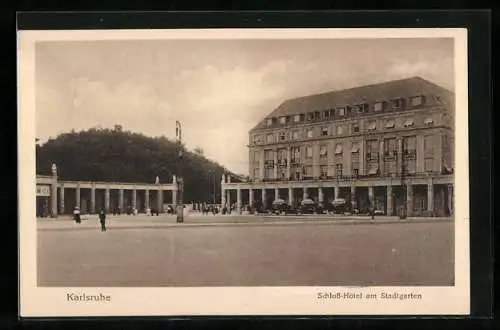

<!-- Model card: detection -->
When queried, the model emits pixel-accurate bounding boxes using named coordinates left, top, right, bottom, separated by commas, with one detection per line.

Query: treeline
left=35, top=128, right=234, bottom=202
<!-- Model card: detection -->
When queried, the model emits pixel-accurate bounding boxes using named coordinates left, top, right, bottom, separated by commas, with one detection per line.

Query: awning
left=351, top=144, right=360, bottom=153
left=385, top=120, right=395, bottom=128
left=335, top=144, right=343, bottom=154
left=404, top=119, right=415, bottom=127
left=424, top=117, right=434, bottom=125
left=367, top=121, right=377, bottom=130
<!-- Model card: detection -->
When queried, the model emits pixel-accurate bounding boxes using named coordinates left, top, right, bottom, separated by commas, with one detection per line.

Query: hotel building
left=221, top=77, right=454, bottom=217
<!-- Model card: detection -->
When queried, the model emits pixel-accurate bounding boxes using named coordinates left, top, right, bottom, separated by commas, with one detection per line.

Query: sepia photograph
left=18, top=28, right=469, bottom=316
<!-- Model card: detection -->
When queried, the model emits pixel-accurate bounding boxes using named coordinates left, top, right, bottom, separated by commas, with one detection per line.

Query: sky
left=35, top=37, right=454, bottom=175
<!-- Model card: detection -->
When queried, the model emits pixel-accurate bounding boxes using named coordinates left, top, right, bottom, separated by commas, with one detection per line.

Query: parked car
left=297, top=198, right=324, bottom=214
left=330, top=198, right=353, bottom=214
left=271, top=199, right=294, bottom=215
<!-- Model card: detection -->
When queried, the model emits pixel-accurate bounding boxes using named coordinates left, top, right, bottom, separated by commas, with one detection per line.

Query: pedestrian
left=371, top=206, right=375, bottom=220
left=99, top=207, right=107, bottom=232
left=73, top=206, right=81, bottom=224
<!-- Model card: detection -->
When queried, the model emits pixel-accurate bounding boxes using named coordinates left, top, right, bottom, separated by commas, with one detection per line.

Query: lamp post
left=175, top=120, right=184, bottom=223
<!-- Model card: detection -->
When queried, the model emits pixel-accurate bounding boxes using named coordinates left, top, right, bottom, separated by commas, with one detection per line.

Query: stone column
left=132, top=189, right=137, bottom=209
left=379, top=139, right=385, bottom=175
left=226, top=190, right=231, bottom=208
left=261, top=188, right=266, bottom=206
left=220, top=187, right=225, bottom=206
left=104, top=188, right=110, bottom=213
left=334, top=186, right=339, bottom=199
left=119, top=189, right=124, bottom=212
left=59, top=186, right=65, bottom=214
left=249, top=188, right=254, bottom=206
left=76, top=184, right=81, bottom=208
left=406, top=184, right=413, bottom=217
left=427, top=183, right=434, bottom=215
left=387, top=185, right=393, bottom=216
left=273, top=148, right=278, bottom=180
left=145, top=189, right=150, bottom=210
left=318, top=187, right=324, bottom=203
left=350, top=186, right=356, bottom=201
left=90, top=184, right=96, bottom=214
left=274, top=188, right=279, bottom=200
left=303, top=187, right=308, bottom=200
left=368, top=186, right=374, bottom=207
left=236, top=187, right=241, bottom=213
left=447, top=184, right=453, bottom=216
left=287, top=147, right=292, bottom=180
left=51, top=164, right=58, bottom=217
left=157, top=188, right=163, bottom=212
left=288, top=187, right=294, bottom=205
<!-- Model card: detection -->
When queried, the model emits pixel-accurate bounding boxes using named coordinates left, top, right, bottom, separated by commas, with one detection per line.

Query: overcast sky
left=35, top=38, right=454, bottom=174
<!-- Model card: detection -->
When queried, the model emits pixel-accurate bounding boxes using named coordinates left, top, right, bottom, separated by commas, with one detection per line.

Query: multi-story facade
left=222, top=77, right=454, bottom=217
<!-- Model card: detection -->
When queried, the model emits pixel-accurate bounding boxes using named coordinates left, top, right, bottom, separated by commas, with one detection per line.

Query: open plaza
left=37, top=214, right=454, bottom=287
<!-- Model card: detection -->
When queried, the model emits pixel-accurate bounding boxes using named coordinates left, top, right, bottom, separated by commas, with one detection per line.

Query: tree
left=194, top=146, right=204, bottom=157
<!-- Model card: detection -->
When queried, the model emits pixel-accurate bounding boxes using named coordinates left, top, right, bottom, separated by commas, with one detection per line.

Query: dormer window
left=323, top=110, right=330, bottom=119
left=314, top=111, right=321, bottom=120
left=373, top=102, right=384, bottom=112
left=279, top=116, right=287, bottom=125
left=307, top=112, right=314, bottom=121
left=424, top=117, right=434, bottom=126
left=410, top=95, right=424, bottom=106
left=294, top=114, right=301, bottom=122
left=404, top=118, right=415, bottom=127
left=385, top=120, right=396, bottom=129
left=392, top=98, right=404, bottom=109
left=321, top=127, right=328, bottom=136
left=367, top=121, right=377, bottom=131
left=359, top=103, right=369, bottom=113
left=329, top=109, right=336, bottom=118
left=266, top=118, right=274, bottom=127
left=336, top=107, right=346, bottom=116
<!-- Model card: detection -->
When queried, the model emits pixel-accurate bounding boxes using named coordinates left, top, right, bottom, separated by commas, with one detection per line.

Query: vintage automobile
left=297, top=198, right=324, bottom=214
left=271, top=199, right=293, bottom=215
left=330, top=198, right=354, bottom=214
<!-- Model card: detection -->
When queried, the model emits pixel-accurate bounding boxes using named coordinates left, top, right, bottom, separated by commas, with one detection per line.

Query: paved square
left=37, top=216, right=454, bottom=287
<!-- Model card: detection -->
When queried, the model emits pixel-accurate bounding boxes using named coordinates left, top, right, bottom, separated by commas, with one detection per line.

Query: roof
left=250, top=76, right=453, bottom=131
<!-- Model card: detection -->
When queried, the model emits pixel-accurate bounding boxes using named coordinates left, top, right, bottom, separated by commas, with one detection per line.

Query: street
left=37, top=215, right=454, bottom=287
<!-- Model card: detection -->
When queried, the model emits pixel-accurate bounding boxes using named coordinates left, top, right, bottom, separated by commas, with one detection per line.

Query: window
left=314, top=111, right=321, bottom=120
left=266, top=118, right=274, bottom=127
left=264, top=168, right=274, bottom=179
left=373, top=102, right=384, bottom=112
left=351, top=145, right=360, bottom=176
left=320, top=146, right=328, bottom=158
left=253, top=167, right=259, bottom=178
left=264, top=149, right=274, bottom=161
left=253, top=134, right=262, bottom=144
left=352, top=168, right=359, bottom=176
left=359, top=103, right=369, bottom=113
left=323, top=110, right=330, bottom=119
left=279, top=117, right=287, bottom=124
left=385, top=120, right=396, bottom=129
left=307, top=129, right=314, bottom=138
left=306, top=146, right=313, bottom=158
left=291, top=147, right=300, bottom=163
left=424, top=117, right=434, bottom=125
left=335, top=164, right=343, bottom=177
left=266, top=134, right=274, bottom=143
left=321, top=127, right=329, bottom=136
left=320, top=166, right=328, bottom=177
left=304, top=165, right=313, bottom=176
left=253, top=150, right=260, bottom=162
left=279, top=132, right=286, bottom=141
left=403, top=136, right=416, bottom=150
left=392, top=98, right=404, bottom=109
left=410, top=95, right=424, bottom=106
left=367, top=121, right=377, bottom=131
left=424, top=135, right=434, bottom=157
left=351, top=143, right=360, bottom=153
left=337, top=107, right=346, bottom=116
left=336, top=125, right=344, bottom=135
left=294, top=114, right=301, bottom=122
left=352, top=123, right=360, bottom=133
left=292, top=130, right=299, bottom=140
left=404, top=118, right=415, bottom=127
left=307, top=112, right=314, bottom=121
left=335, top=144, right=343, bottom=155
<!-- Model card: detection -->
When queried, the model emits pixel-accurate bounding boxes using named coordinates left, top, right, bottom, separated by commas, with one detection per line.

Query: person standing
left=99, top=208, right=107, bottom=232
left=73, top=206, right=81, bottom=224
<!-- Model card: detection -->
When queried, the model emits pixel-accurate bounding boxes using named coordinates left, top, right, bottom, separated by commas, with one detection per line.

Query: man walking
left=99, top=207, right=107, bottom=232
